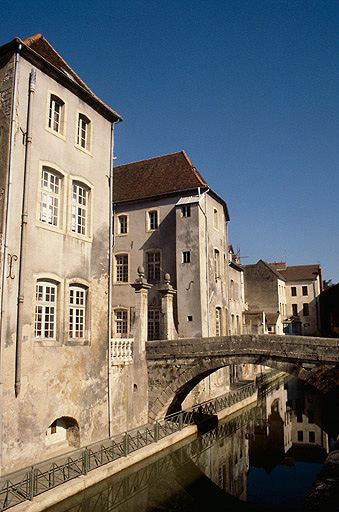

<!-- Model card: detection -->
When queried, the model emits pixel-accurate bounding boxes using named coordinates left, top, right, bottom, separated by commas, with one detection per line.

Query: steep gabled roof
left=1, top=34, right=121, bottom=122
left=279, top=265, right=322, bottom=282
left=113, top=151, right=208, bottom=202
left=243, top=260, right=286, bottom=281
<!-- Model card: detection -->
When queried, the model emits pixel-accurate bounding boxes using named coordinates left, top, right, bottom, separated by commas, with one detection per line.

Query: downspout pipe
left=15, top=68, right=36, bottom=398
left=108, top=120, right=119, bottom=437
left=0, top=44, right=21, bottom=474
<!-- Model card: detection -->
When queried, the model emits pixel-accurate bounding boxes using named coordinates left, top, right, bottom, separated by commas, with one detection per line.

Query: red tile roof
left=279, top=265, right=322, bottom=282
left=113, top=151, right=208, bottom=203
left=16, top=34, right=121, bottom=121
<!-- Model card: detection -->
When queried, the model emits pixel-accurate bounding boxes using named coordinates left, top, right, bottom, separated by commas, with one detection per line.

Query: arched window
left=71, top=181, right=89, bottom=235
left=113, top=308, right=128, bottom=337
left=77, top=113, right=91, bottom=150
left=35, top=280, right=58, bottom=339
left=48, top=94, right=64, bottom=134
left=69, top=285, right=87, bottom=339
left=216, top=307, right=222, bottom=336
left=46, top=417, right=80, bottom=448
left=115, top=254, right=129, bottom=282
left=40, top=167, right=62, bottom=226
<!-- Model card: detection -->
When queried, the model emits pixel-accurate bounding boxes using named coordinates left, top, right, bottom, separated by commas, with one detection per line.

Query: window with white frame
left=69, top=285, right=87, bottom=339
left=71, top=182, right=88, bottom=235
left=118, top=215, right=128, bottom=234
left=35, top=281, right=57, bottom=339
left=40, top=168, right=61, bottom=226
left=146, top=251, right=161, bottom=281
left=115, top=254, right=129, bottom=282
left=148, top=309, right=160, bottom=340
left=77, top=114, right=91, bottom=150
left=114, top=309, right=128, bottom=336
left=48, top=95, right=64, bottom=134
left=148, top=210, right=158, bottom=231
left=216, top=307, right=221, bottom=336
left=214, top=249, right=220, bottom=279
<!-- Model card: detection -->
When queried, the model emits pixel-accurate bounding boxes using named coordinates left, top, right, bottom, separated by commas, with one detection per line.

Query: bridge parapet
left=146, top=334, right=339, bottom=421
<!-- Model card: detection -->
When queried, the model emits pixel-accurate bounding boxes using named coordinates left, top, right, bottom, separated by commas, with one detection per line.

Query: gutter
left=0, top=44, right=21, bottom=473
left=15, top=68, right=36, bottom=397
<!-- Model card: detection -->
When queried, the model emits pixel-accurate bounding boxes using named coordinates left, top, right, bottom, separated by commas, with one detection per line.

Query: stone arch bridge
left=145, top=334, right=339, bottom=420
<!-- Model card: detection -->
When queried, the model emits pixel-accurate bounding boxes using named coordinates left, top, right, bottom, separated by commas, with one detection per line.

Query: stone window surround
left=145, top=249, right=162, bottom=282
left=45, top=90, right=67, bottom=141
left=112, top=306, right=130, bottom=337
left=117, top=213, right=129, bottom=235
left=36, top=163, right=93, bottom=242
left=75, top=110, right=93, bottom=155
left=146, top=208, right=159, bottom=232
left=32, top=274, right=90, bottom=346
left=114, top=252, right=130, bottom=284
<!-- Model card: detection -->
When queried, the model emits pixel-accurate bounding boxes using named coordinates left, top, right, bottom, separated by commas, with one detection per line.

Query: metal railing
left=0, top=380, right=258, bottom=510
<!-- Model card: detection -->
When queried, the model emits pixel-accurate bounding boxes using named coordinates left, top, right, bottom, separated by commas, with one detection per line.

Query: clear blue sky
left=2, top=0, right=338, bottom=282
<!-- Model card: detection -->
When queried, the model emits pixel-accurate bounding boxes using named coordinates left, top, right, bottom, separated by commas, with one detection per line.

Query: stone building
left=0, top=34, right=144, bottom=473
left=270, top=262, right=323, bottom=336
left=113, top=151, right=242, bottom=404
left=242, top=260, right=287, bottom=335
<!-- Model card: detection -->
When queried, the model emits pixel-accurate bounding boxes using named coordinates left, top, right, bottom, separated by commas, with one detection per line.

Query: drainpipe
left=225, top=221, right=231, bottom=335
left=108, top=120, right=118, bottom=437
left=0, top=45, right=21, bottom=473
left=198, top=189, right=211, bottom=397
left=15, top=68, right=36, bottom=398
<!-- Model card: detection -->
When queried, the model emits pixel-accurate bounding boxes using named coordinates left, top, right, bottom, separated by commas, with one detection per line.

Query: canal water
left=45, top=376, right=338, bottom=512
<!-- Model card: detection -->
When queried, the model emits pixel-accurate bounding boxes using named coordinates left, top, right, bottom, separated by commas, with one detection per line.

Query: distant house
left=271, top=263, right=322, bottom=336
left=242, top=260, right=287, bottom=335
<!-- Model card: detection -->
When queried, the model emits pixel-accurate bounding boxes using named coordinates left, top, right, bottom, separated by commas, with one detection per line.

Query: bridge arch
left=146, top=334, right=339, bottom=421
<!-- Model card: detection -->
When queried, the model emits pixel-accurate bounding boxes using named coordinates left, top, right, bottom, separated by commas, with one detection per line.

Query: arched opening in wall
left=46, top=416, right=80, bottom=448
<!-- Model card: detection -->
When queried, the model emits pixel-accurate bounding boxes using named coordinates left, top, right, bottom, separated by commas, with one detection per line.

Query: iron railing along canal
left=0, top=377, right=270, bottom=510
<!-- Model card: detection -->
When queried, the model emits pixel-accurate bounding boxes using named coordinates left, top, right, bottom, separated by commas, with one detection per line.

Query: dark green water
left=45, top=377, right=338, bottom=512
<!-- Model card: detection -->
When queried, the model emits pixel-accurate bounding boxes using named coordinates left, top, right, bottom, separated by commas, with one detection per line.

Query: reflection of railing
left=0, top=381, right=257, bottom=510
left=111, top=338, right=133, bottom=364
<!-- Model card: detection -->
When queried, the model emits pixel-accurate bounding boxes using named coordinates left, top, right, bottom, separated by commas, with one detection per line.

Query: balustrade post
left=179, top=411, right=183, bottom=430
left=29, top=466, right=35, bottom=501
left=124, top=432, right=129, bottom=456
left=154, top=421, right=159, bottom=442
left=159, top=273, right=178, bottom=340
left=82, top=447, right=89, bottom=475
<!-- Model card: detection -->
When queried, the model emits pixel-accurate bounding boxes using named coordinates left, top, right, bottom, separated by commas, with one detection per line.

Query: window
left=291, top=287, right=297, bottom=296
left=115, top=254, right=128, bottom=282
left=182, top=251, right=191, bottom=263
left=292, top=304, right=298, bottom=316
left=181, top=205, right=191, bottom=217
left=214, top=249, right=220, bottom=279
left=40, top=168, right=60, bottom=226
left=309, top=431, right=315, bottom=443
left=146, top=251, right=161, bottom=281
left=77, top=114, right=91, bottom=150
left=118, top=215, right=128, bottom=234
left=302, top=286, right=308, bottom=296
left=69, top=285, right=86, bottom=339
left=114, top=309, right=128, bottom=337
left=48, top=95, right=64, bottom=134
left=308, top=410, right=314, bottom=424
left=148, top=210, right=158, bottom=231
left=213, top=208, right=219, bottom=230
left=148, top=309, right=160, bottom=340
left=297, top=431, right=303, bottom=441
left=71, top=182, right=88, bottom=235
left=303, top=303, right=309, bottom=316
left=216, top=307, right=221, bottom=336
left=35, top=281, right=57, bottom=339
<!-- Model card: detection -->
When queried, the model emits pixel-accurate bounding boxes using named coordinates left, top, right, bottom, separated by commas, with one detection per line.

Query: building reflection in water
left=45, top=376, right=334, bottom=512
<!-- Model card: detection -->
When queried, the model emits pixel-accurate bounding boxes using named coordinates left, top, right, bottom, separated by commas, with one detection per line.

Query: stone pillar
left=131, top=266, right=151, bottom=356
left=159, top=273, right=178, bottom=340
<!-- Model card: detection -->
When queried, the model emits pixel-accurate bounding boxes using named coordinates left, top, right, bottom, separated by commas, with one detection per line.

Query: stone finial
left=164, top=272, right=171, bottom=284
left=159, top=272, right=176, bottom=294
left=131, top=265, right=151, bottom=291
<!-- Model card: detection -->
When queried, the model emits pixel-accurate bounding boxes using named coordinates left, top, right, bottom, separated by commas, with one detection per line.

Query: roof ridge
left=21, top=34, right=121, bottom=121
left=115, top=151, right=185, bottom=168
